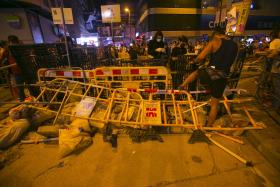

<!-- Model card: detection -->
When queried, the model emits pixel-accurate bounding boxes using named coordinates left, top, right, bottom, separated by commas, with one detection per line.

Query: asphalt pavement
left=0, top=66, right=280, bottom=187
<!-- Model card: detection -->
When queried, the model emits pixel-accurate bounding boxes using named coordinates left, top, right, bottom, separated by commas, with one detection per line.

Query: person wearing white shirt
left=268, top=30, right=280, bottom=109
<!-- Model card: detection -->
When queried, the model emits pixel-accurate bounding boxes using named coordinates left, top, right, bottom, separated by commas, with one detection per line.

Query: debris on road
left=0, top=119, right=30, bottom=149
left=59, top=128, right=92, bottom=158
left=212, top=114, right=249, bottom=136
left=37, top=125, right=60, bottom=138
left=21, top=137, right=58, bottom=144
left=206, top=133, right=253, bottom=167
left=8, top=105, right=34, bottom=121
left=0, top=78, right=265, bottom=162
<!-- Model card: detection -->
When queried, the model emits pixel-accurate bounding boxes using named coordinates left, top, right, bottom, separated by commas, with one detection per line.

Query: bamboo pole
left=171, top=94, right=179, bottom=125
left=52, top=88, right=69, bottom=125
left=162, top=103, right=167, bottom=125
left=177, top=103, right=183, bottom=124
left=124, top=92, right=131, bottom=121
left=243, top=106, right=257, bottom=127
left=213, top=132, right=244, bottom=144
left=207, top=134, right=253, bottom=166
left=187, top=93, right=198, bottom=130
left=223, top=96, right=233, bottom=120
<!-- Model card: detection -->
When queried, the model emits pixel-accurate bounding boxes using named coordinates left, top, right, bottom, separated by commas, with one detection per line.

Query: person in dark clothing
left=179, top=28, right=238, bottom=126
left=148, top=31, right=166, bottom=59
left=1, top=36, right=40, bottom=101
left=128, top=42, right=138, bottom=61
left=170, top=41, right=181, bottom=58
left=180, top=42, right=187, bottom=55
left=0, top=35, right=26, bottom=101
left=178, top=35, right=188, bottom=54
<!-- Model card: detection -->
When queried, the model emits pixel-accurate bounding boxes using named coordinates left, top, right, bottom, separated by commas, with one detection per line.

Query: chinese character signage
left=51, top=8, right=62, bottom=24
left=143, top=101, right=161, bottom=125
left=63, top=8, right=74, bottom=24
left=226, top=0, right=252, bottom=35
left=51, top=8, right=74, bottom=24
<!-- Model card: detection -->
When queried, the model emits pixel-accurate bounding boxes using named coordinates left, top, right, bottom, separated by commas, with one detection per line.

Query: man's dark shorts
left=198, top=68, right=227, bottom=99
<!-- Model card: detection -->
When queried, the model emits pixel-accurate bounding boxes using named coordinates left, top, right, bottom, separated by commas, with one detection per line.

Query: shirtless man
left=179, top=28, right=238, bottom=126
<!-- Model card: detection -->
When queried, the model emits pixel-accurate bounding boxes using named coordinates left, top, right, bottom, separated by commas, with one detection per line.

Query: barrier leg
left=207, top=134, right=253, bottom=166
left=187, top=93, right=210, bottom=144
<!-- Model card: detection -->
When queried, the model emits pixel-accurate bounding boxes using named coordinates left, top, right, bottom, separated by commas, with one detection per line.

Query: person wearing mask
left=179, top=28, right=238, bottom=126
left=148, top=31, right=166, bottom=59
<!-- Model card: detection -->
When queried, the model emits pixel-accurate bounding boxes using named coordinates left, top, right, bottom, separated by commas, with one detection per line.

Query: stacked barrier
left=92, top=66, right=172, bottom=92
left=37, top=68, right=95, bottom=83
left=30, top=78, right=264, bottom=131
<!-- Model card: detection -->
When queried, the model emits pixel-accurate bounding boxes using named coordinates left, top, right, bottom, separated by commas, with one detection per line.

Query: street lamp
left=125, top=7, right=131, bottom=43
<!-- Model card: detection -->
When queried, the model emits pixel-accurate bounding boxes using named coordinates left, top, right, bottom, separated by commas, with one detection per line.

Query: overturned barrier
left=28, top=78, right=264, bottom=132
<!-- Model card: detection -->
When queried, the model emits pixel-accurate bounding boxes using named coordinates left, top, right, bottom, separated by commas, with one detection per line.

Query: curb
left=246, top=130, right=280, bottom=171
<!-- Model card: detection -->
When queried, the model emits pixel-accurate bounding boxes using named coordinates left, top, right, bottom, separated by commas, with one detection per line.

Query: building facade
left=136, top=0, right=280, bottom=39
left=0, top=0, right=60, bottom=44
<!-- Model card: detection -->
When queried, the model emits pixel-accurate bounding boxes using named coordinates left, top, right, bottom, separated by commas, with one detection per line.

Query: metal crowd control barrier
left=91, top=66, right=172, bottom=91
left=19, top=78, right=264, bottom=165
left=29, top=78, right=264, bottom=131
left=113, top=58, right=166, bottom=67
left=37, top=68, right=95, bottom=83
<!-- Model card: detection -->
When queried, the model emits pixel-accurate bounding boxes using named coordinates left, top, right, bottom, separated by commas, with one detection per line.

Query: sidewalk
left=244, top=103, right=280, bottom=171
left=238, top=73, right=280, bottom=171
